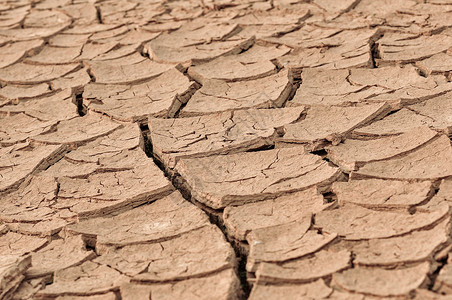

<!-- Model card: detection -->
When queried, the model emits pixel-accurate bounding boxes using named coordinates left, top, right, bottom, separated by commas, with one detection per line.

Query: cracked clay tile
left=246, top=219, right=338, bottom=272
left=84, top=68, right=197, bottom=121
left=223, top=186, right=330, bottom=241
left=351, top=135, right=452, bottom=181
left=186, top=44, right=290, bottom=84
left=248, top=279, right=332, bottom=300
left=326, top=126, right=438, bottom=172
left=149, top=107, right=304, bottom=169
left=175, top=147, right=342, bottom=209
left=350, top=217, right=450, bottom=267
left=0, top=142, right=66, bottom=194
left=254, top=249, right=350, bottom=284
left=120, top=268, right=240, bottom=300
left=314, top=202, right=449, bottom=240
left=181, top=69, right=294, bottom=116
left=95, top=225, right=235, bottom=281
left=0, top=255, right=31, bottom=300
left=333, top=179, right=434, bottom=209
left=66, top=191, right=210, bottom=249
left=30, top=114, right=121, bottom=149
left=0, top=63, right=80, bottom=84
left=86, top=58, right=175, bottom=85
left=34, top=261, right=129, bottom=298
left=332, top=262, right=430, bottom=297
left=278, top=103, right=391, bottom=151
left=26, top=235, right=96, bottom=279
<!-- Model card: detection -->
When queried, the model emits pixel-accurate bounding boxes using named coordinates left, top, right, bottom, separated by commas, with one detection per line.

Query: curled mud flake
left=255, top=249, right=351, bottom=284
left=0, top=255, right=31, bottom=300
left=290, top=65, right=452, bottom=109
left=0, top=143, right=66, bottom=194
left=278, top=103, right=391, bottom=151
left=0, top=83, right=51, bottom=102
left=274, top=29, right=381, bottom=71
left=0, top=113, right=57, bottom=147
left=11, top=277, right=46, bottom=300
left=315, top=202, right=449, bottom=240
left=327, top=127, right=438, bottom=172
left=223, top=186, right=329, bottom=241
left=34, top=261, right=129, bottom=298
left=416, top=52, right=452, bottom=76
left=86, top=59, right=175, bottom=85
left=144, top=34, right=255, bottom=65
left=353, top=108, right=435, bottom=137
left=144, top=21, right=254, bottom=63
left=333, top=179, right=434, bottom=208
left=56, top=163, right=173, bottom=219
left=0, top=89, right=77, bottom=122
left=248, top=279, right=332, bottom=300
left=246, top=219, right=337, bottom=272
left=0, top=63, right=79, bottom=85
left=351, top=135, right=452, bottom=181
left=175, top=147, right=341, bottom=209
left=0, top=39, right=44, bottom=69
left=67, top=191, right=210, bottom=249
left=332, top=262, right=430, bottom=297
left=0, top=231, right=48, bottom=256
left=181, top=69, right=294, bottom=116
left=26, top=235, right=96, bottom=279
left=150, top=107, right=304, bottom=169
left=120, top=269, right=240, bottom=300
left=84, top=68, right=196, bottom=122
left=50, top=68, right=92, bottom=92
left=409, top=92, right=452, bottom=136
left=95, top=225, right=235, bottom=282
left=351, top=217, right=450, bottom=266
left=30, top=114, right=121, bottom=149
left=377, top=31, right=452, bottom=65
left=186, top=44, right=290, bottom=84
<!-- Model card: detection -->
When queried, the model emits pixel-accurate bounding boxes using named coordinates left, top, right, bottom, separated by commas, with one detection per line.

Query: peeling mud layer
left=1, top=0, right=452, bottom=299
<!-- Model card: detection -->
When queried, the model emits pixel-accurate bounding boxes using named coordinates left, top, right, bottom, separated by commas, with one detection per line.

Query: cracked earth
left=0, top=0, right=452, bottom=299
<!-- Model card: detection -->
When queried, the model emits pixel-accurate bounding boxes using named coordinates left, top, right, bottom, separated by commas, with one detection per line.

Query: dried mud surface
left=1, top=0, right=452, bottom=299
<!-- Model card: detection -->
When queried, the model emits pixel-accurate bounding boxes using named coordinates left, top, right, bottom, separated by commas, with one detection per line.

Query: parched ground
left=1, top=0, right=452, bottom=299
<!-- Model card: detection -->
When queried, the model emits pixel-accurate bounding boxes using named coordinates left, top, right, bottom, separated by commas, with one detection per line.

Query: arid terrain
left=1, top=0, right=452, bottom=299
